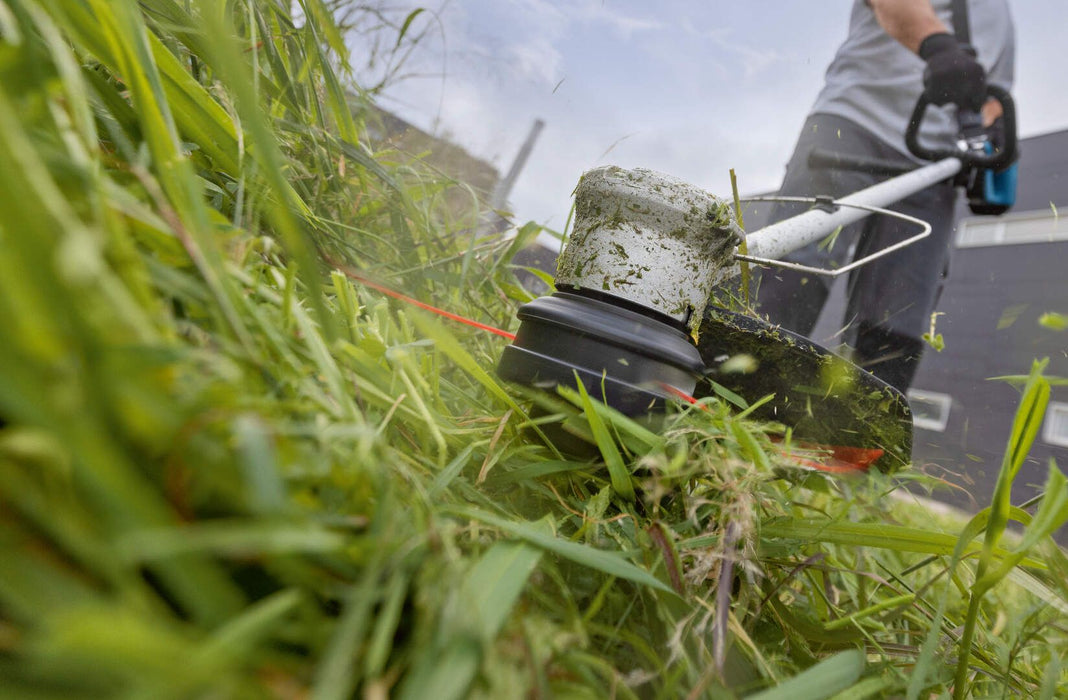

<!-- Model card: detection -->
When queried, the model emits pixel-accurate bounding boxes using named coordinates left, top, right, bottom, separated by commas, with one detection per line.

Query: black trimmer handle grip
left=905, top=83, right=1017, bottom=170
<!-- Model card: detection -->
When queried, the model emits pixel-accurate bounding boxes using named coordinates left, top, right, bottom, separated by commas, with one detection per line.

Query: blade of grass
left=194, top=588, right=303, bottom=668
left=746, top=649, right=864, bottom=700
left=191, top=0, right=337, bottom=341
left=443, top=506, right=674, bottom=595
left=399, top=540, right=543, bottom=700
left=906, top=507, right=996, bottom=699
left=115, top=521, right=348, bottom=561
left=953, top=359, right=1050, bottom=699
left=572, top=375, right=635, bottom=501
left=761, top=517, right=1043, bottom=567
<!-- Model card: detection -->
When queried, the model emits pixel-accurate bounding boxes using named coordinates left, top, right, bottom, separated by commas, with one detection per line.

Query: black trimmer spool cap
left=496, top=290, right=705, bottom=417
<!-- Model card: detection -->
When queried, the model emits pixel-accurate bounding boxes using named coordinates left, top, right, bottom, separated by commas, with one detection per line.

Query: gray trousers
left=756, top=114, right=958, bottom=390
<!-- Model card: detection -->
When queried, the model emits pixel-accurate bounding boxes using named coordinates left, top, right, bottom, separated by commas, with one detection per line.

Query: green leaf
left=394, top=8, right=426, bottom=50
left=907, top=507, right=994, bottom=700
left=979, top=460, right=1068, bottom=588
left=1038, top=312, right=1068, bottom=331
left=572, top=374, right=635, bottom=500
left=116, top=521, right=347, bottom=561
left=233, top=415, right=287, bottom=514
left=705, top=379, right=749, bottom=409
left=746, top=650, right=864, bottom=700
left=951, top=359, right=1051, bottom=698
left=399, top=540, right=542, bottom=700
left=762, top=517, right=1044, bottom=567
left=827, top=674, right=895, bottom=700
left=464, top=540, right=543, bottom=640
left=408, top=310, right=533, bottom=422
left=922, top=331, right=944, bottom=352
left=1038, top=650, right=1061, bottom=700
left=444, top=506, right=674, bottom=595
left=557, top=383, right=665, bottom=453
left=397, top=638, right=480, bottom=700
left=313, top=548, right=388, bottom=700
left=195, top=588, right=303, bottom=666
left=362, top=573, right=411, bottom=679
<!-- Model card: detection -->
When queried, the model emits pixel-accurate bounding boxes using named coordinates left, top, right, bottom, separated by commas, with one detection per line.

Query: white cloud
left=509, top=0, right=569, bottom=32
left=585, top=9, right=665, bottom=40
left=505, top=38, right=565, bottom=88
left=678, top=18, right=784, bottom=78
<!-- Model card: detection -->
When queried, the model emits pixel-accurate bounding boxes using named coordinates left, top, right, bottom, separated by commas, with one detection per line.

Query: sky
left=349, top=1, right=1068, bottom=239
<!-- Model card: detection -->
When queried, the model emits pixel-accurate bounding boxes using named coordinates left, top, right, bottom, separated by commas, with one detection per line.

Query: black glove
left=918, top=32, right=986, bottom=111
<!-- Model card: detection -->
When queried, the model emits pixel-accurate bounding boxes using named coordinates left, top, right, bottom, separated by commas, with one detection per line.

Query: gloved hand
left=918, top=32, right=986, bottom=111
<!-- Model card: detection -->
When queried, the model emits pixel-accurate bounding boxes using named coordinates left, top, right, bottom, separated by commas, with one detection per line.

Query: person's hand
left=918, top=32, right=986, bottom=111
left=980, top=97, right=1003, bottom=127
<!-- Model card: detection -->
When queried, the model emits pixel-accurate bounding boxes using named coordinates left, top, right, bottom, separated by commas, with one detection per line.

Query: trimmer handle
left=905, top=83, right=1017, bottom=171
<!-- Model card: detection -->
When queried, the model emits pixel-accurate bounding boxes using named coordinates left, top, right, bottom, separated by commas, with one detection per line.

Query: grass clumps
left=0, top=2, right=1067, bottom=698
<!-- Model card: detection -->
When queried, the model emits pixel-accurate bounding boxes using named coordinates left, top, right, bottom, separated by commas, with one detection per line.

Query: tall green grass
left=0, top=2, right=1066, bottom=698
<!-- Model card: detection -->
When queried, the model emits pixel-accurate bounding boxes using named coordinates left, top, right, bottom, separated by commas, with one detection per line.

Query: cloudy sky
left=350, top=1, right=1068, bottom=237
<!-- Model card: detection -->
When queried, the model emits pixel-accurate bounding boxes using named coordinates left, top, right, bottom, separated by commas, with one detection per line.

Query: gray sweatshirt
left=809, top=0, right=1014, bottom=155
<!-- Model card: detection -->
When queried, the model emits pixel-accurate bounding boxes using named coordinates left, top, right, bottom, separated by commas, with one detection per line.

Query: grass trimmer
left=497, top=89, right=1017, bottom=471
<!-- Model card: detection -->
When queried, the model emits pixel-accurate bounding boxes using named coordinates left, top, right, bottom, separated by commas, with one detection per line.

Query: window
left=1043, top=402, right=1068, bottom=448
left=907, top=389, right=952, bottom=432
left=957, top=209, right=1068, bottom=248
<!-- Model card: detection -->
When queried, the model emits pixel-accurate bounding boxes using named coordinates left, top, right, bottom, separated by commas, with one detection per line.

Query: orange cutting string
left=332, top=262, right=517, bottom=341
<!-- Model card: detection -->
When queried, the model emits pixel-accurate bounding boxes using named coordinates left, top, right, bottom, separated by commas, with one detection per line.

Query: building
left=360, top=104, right=501, bottom=225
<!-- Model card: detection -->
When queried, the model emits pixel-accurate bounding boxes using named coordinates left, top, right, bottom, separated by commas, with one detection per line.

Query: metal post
left=491, top=119, right=545, bottom=212
left=478, top=119, right=545, bottom=236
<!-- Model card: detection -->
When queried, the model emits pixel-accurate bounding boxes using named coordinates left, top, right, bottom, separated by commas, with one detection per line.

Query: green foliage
left=1038, top=311, right=1068, bottom=331
left=0, top=2, right=1066, bottom=698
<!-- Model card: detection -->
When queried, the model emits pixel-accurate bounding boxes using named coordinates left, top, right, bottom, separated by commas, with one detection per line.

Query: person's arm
left=867, top=0, right=949, bottom=54
left=869, top=0, right=988, bottom=112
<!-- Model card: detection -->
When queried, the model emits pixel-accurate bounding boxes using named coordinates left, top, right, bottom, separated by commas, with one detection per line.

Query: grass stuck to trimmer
left=0, top=2, right=1066, bottom=699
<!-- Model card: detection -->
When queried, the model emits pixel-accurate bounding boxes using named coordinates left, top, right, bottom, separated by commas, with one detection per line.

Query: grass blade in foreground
left=746, top=650, right=864, bottom=700
left=953, top=359, right=1051, bottom=699
left=444, top=506, right=673, bottom=595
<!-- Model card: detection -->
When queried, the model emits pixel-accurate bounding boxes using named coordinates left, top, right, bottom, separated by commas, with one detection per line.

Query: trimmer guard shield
left=695, top=307, right=913, bottom=471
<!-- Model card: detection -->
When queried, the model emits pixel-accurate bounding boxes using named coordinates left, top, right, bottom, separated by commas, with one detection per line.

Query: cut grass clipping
left=0, top=2, right=1066, bottom=699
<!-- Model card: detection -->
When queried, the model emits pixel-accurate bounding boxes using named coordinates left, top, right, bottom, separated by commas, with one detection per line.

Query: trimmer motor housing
left=496, top=165, right=916, bottom=469
left=497, top=166, right=743, bottom=415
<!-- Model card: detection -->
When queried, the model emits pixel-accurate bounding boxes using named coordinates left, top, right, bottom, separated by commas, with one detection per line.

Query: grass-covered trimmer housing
left=497, top=167, right=742, bottom=414
left=497, top=165, right=920, bottom=470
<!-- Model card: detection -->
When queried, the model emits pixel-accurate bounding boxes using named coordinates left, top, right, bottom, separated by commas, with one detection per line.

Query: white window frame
left=907, top=389, right=952, bottom=432
left=957, top=208, right=1068, bottom=249
left=1043, top=402, right=1068, bottom=448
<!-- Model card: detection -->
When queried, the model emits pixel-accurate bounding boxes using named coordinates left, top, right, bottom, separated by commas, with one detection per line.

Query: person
left=755, top=0, right=1014, bottom=393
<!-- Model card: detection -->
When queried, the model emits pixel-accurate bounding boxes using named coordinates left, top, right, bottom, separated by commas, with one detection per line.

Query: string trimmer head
left=497, top=165, right=914, bottom=470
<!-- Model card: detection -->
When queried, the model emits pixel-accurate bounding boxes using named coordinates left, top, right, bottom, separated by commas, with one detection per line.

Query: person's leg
left=845, top=160, right=957, bottom=392
left=756, top=115, right=884, bottom=335
left=757, top=114, right=958, bottom=392
left=852, top=322, right=926, bottom=392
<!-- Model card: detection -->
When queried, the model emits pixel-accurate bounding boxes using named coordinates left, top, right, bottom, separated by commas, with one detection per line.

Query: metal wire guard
left=732, top=195, right=932, bottom=277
